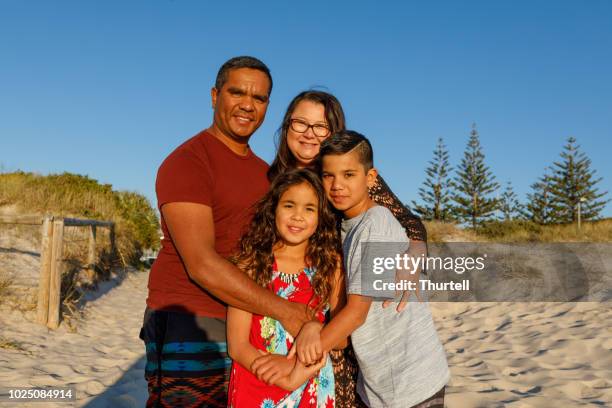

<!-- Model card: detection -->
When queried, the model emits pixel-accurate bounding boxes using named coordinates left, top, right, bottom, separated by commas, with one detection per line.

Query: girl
left=227, top=168, right=345, bottom=407
left=267, top=90, right=430, bottom=408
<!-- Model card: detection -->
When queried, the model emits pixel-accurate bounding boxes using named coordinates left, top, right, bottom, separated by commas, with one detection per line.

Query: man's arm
left=163, top=202, right=309, bottom=336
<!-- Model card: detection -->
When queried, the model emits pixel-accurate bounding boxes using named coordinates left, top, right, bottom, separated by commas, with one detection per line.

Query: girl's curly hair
left=234, top=168, right=341, bottom=315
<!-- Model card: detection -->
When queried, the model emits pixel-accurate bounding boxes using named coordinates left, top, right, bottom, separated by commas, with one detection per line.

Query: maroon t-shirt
left=147, top=130, right=269, bottom=318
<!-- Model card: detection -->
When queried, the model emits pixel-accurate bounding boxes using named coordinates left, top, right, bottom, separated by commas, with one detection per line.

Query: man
left=140, top=56, right=310, bottom=407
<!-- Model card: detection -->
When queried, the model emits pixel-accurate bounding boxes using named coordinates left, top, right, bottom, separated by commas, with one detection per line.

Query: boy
left=294, top=130, right=450, bottom=407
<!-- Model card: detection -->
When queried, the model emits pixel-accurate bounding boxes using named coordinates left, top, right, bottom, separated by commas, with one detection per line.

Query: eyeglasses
left=289, top=119, right=330, bottom=138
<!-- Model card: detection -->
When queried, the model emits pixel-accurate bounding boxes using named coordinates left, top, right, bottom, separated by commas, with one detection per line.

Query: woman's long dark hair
left=234, top=168, right=341, bottom=315
left=267, top=90, right=346, bottom=182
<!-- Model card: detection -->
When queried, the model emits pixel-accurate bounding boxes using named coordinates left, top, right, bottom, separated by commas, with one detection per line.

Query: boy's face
left=321, top=150, right=377, bottom=218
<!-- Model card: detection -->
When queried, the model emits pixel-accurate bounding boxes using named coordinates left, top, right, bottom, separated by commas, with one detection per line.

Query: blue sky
left=1, top=0, right=611, bottom=217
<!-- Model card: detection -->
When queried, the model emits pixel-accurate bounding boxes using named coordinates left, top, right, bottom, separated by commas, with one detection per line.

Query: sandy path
left=0, top=269, right=149, bottom=408
left=1, top=269, right=610, bottom=407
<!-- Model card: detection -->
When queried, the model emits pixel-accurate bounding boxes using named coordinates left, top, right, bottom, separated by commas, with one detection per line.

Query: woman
left=268, top=91, right=429, bottom=408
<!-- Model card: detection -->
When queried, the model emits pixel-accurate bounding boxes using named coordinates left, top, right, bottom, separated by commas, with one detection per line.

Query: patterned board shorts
left=139, top=308, right=230, bottom=408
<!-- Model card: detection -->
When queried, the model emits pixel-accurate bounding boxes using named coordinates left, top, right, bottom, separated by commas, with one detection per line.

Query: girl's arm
left=228, top=306, right=315, bottom=392
left=275, top=356, right=328, bottom=392
left=226, top=306, right=262, bottom=371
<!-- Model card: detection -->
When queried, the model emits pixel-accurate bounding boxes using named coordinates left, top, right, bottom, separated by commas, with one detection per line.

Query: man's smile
left=234, top=114, right=254, bottom=123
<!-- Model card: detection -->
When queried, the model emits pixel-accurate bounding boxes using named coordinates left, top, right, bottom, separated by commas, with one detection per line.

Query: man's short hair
left=320, top=130, right=374, bottom=171
left=215, top=56, right=273, bottom=95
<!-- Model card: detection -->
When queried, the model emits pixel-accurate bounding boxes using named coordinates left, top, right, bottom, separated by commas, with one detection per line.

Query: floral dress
left=228, top=262, right=335, bottom=408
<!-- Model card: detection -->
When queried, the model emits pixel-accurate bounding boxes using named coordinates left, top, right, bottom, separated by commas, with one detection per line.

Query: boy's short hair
left=319, top=130, right=374, bottom=171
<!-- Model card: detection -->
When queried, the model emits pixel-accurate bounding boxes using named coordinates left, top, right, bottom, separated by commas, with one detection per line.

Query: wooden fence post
left=1, top=214, right=115, bottom=328
left=36, top=215, right=53, bottom=325
left=86, top=225, right=97, bottom=283
left=47, top=218, right=64, bottom=329
left=110, top=224, right=117, bottom=263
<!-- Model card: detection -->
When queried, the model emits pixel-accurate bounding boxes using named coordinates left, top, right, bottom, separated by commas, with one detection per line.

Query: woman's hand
left=251, top=352, right=296, bottom=385
left=382, top=240, right=426, bottom=312
left=287, top=320, right=323, bottom=365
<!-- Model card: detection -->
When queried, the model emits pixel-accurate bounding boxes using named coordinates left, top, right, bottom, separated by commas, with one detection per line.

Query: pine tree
left=525, top=169, right=555, bottom=224
left=548, top=137, right=609, bottom=223
left=498, top=181, right=523, bottom=220
left=451, top=123, right=500, bottom=228
left=412, top=138, right=454, bottom=221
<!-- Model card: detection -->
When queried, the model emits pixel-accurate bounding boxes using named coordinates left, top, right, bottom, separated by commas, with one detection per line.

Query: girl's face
left=286, top=100, right=330, bottom=167
left=275, top=182, right=319, bottom=247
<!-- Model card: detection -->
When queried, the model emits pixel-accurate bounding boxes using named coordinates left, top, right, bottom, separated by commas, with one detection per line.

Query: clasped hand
left=288, top=320, right=324, bottom=365
left=251, top=321, right=326, bottom=390
left=251, top=350, right=327, bottom=392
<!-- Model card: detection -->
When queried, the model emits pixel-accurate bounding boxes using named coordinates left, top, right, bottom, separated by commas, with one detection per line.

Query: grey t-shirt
left=341, top=205, right=450, bottom=408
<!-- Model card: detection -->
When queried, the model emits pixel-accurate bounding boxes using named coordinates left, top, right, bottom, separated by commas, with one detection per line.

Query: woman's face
left=286, top=100, right=330, bottom=167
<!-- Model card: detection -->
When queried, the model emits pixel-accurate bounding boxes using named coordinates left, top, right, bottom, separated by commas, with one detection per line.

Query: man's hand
left=251, top=352, right=295, bottom=385
left=279, top=302, right=311, bottom=338
left=287, top=321, right=323, bottom=366
left=382, top=240, right=426, bottom=312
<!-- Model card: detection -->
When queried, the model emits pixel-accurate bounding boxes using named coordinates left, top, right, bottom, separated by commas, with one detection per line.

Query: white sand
left=431, top=302, right=612, bottom=407
left=0, top=269, right=149, bottom=407
left=0, top=267, right=610, bottom=407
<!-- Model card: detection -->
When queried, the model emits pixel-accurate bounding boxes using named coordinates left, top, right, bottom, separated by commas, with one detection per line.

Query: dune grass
left=424, top=218, right=612, bottom=243
left=0, top=336, right=28, bottom=352
left=0, top=270, right=12, bottom=299
left=424, top=220, right=482, bottom=242
left=0, top=171, right=159, bottom=264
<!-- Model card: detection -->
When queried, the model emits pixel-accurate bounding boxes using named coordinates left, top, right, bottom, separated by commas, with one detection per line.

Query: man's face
left=211, top=68, right=271, bottom=141
left=321, top=150, right=377, bottom=218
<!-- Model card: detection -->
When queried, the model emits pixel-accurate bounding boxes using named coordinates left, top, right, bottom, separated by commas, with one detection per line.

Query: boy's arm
left=293, top=293, right=372, bottom=365
left=320, top=294, right=372, bottom=353
left=290, top=260, right=348, bottom=364
left=163, top=202, right=309, bottom=336
left=328, top=261, right=348, bottom=349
